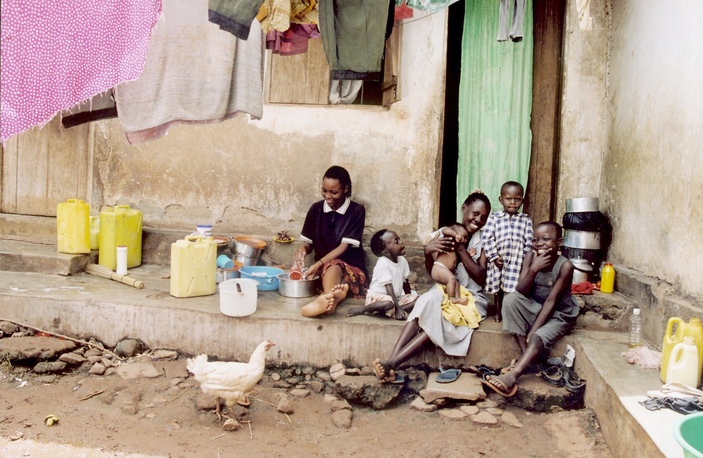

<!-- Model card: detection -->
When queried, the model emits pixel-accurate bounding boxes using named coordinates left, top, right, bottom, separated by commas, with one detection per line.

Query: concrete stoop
left=0, top=264, right=684, bottom=457
left=572, top=330, right=682, bottom=458
left=0, top=239, right=93, bottom=275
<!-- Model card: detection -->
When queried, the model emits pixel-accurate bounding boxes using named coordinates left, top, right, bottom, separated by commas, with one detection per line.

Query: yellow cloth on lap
left=438, top=284, right=481, bottom=328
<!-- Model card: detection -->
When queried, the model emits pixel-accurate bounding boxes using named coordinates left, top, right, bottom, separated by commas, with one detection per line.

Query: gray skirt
left=501, top=291, right=579, bottom=348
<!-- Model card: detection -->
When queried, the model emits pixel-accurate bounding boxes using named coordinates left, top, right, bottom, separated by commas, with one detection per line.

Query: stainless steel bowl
left=234, top=253, right=258, bottom=267
left=565, top=197, right=599, bottom=213
left=233, top=236, right=266, bottom=259
left=564, top=229, right=601, bottom=249
left=277, top=272, right=319, bottom=298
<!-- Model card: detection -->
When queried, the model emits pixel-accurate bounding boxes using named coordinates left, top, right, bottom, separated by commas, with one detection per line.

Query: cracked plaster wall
left=92, top=12, right=448, bottom=247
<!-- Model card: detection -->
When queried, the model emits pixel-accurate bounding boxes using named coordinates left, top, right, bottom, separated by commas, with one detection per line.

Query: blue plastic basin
left=238, top=266, right=284, bottom=291
left=675, top=411, right=703, bottom=458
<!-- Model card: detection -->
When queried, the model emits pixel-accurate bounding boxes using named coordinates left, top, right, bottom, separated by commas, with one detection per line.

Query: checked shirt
left=482, top=211, right=533, bottom=294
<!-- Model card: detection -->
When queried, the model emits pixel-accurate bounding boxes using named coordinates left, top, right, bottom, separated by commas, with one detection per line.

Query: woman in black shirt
left=294, top=166, right=367, bottom=317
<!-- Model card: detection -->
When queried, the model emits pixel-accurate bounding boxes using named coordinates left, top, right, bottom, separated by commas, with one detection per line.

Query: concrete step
left=0, top=213, right=56, bottom=245
left=0, top=239, right=94, bottom=276
left=0, top=265, right=678, bottom=456
left=572, top=329, right=682, bottom=458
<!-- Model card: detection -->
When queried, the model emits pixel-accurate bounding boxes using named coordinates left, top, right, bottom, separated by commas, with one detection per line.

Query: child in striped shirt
left=482, top=181, right=533, bottom=322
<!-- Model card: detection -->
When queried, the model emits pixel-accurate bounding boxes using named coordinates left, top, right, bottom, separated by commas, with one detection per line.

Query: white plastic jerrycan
left=666, top=336, right=700, bottom=388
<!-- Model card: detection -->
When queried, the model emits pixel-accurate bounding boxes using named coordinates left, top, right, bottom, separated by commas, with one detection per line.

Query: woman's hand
left=305, top=260, right=322, bottom=280
left=294, top=244, right=309, bottom=268
left=424, top=236, right=455, bottom=255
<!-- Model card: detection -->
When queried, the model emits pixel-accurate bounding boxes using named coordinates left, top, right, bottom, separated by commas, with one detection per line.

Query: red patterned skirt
left=320, top=259, right=367, bottom=298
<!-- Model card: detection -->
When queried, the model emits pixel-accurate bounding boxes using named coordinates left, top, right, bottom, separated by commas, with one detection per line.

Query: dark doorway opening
left=438, top=1, right=465, bottom=227
left=438, top=0, right=565, bottom=228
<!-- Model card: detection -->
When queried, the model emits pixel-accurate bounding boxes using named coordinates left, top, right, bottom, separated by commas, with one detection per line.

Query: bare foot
left=346, top=306, right=366, bottom=317
left=451, top=297, right=468, bottom=305
left=493, top=314, right=502, bottom=323
left=323, top=284, right=349, bottom=315
left=301, top=293, right=335, bottom=317
left=372, top=358, right=395, bottom=383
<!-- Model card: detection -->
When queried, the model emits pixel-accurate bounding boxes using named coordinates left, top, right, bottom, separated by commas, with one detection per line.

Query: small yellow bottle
left=600, top=262, right=615, bottom=294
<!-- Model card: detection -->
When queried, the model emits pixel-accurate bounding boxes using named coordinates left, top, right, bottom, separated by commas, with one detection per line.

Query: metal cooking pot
left=570, top=258, right=593, bottom=284
left=277, top=272, right=319, bottom=298
left=233, top=236, right=266, bottom=259
left=564, top=229, right=601, bottom=250
left=234, top=253, right=258, bottom=267
left=565, top=197, right=599, bottom=213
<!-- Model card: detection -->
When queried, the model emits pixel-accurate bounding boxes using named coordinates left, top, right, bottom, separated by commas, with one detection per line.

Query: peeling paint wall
left=559, top=0, right=703, bottom=298
left=93, top=12, right=448, bottom=246
left=556, top=0, right=610, bottom=216
left=604, top=1, right=703, bottom=297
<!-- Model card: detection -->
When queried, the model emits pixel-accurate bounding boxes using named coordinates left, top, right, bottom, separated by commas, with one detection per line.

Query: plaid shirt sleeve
left=523, top=216, right=534, bottom=254
left=481, top=213, right=499, bottom=262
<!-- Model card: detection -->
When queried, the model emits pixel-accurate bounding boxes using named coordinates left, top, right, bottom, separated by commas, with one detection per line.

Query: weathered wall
left=556, top=0, right=610, bottom=216
left=91, top=12, right=448, bottom=246
left=603, top=1, right=703, bottom=297
left=559, top=0, right=703, bottom=300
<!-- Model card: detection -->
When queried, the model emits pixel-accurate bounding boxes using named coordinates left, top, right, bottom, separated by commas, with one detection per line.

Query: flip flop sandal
left=385, top=373, right=406, bottom=385
left=540, top=365, right=565, bottom=387
left=501, top=358, right=518, bottom=374
left=467, top=364, right=500, bottom=377
left=563, top=368, right=586, bottom=394
left=545, top=356, right=563, bottom=367
left=436, top=367, right=461, bottom=383
left=481, top=374, right=518, bottom=398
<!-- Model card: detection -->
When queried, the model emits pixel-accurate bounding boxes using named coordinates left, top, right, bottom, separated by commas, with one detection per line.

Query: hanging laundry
left=209, top=0, right=265, bottom=40
left=115, top=0, right=264, bottom=145
left=267, top=24, right=320, bottom=56
left=405, top=0, right=459, bottom=14
left=394, top=0, right=414, bottom=20
left=0, top=0, right=162, bottom=143
left=318, top=0, right=393, bottom=81
left=576, top=0, right=593, bottom=31
left=258, top=0, right=319, bottom=34
left=329, top=79, right=363, bottom=104
left=497, top=0, right=526, bottom=42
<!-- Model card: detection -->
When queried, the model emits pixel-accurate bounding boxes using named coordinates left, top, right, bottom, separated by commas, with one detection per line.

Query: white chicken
left=187, top=340, right=275, bottom=421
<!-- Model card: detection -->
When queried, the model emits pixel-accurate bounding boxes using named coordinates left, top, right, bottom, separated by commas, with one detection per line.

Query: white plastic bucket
left=219, top=279, right=258, bottom=317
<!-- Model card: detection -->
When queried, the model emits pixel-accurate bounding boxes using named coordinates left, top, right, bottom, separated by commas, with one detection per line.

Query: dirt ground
left=0, top=360, right=613, bottom=458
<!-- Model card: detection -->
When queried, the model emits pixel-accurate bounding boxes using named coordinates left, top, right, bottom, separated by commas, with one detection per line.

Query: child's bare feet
left=451, top=297, right=469, bottom=305
left=372, top=358, right=395, bottom=383
left=346, top=306, right=366, bottom=317
left=493, top=314, right=502, bottom=323
left=392, top=306, right=408, bottom=321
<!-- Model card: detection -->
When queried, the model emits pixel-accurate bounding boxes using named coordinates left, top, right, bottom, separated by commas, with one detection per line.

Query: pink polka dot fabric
left=0, top=0, right=162, bottom=142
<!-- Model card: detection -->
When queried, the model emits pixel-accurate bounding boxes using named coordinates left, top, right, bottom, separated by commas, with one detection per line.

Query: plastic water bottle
left=629, top=308, right=642, bottom=348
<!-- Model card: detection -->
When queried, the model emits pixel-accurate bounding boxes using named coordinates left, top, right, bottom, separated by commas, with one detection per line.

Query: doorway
left=439, top=0, right=566, bottom=226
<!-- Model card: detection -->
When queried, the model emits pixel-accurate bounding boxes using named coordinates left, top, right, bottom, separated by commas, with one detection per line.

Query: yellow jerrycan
left=661, top=317, right=703, bottom=385
left=99, top=205, right=143, bottom=270
left=170, top=235, right=217, bottom=298
left=57, top=199, right=91, bottom=254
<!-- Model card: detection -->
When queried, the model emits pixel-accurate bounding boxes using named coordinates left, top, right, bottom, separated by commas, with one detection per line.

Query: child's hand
left=494, top=256, right=504, bottom=269
left=468, top=247, right=477, bottom=257
left=454, top=234, right=466, bottom=244
left=530, top=248, right=552, bottom=272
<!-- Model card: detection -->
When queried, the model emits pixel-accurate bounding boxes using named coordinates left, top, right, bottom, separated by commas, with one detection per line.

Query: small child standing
left=482, top=221, right=579, bottom=398
left=346, top=229, right=417, bottom=320
left=482, top=181, right=533, bottom=322
left=430, top=223, right=471, bottom=304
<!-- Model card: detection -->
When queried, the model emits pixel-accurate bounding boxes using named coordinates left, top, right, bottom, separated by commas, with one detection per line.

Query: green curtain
left=456, top=0, right=534, bottom=214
